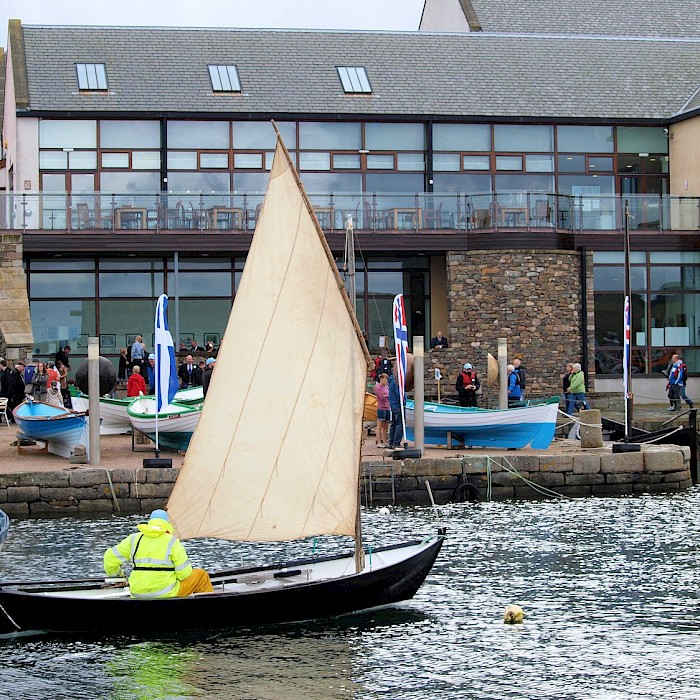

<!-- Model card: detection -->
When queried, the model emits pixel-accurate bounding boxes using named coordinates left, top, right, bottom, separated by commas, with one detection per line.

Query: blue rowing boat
left=13, top=398, right=88, bottom=457
left=405, top=397, right=559, bottom=449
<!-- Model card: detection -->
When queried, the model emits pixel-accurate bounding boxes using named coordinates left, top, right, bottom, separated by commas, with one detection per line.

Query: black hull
left=0, top=536, right=444, bottom=635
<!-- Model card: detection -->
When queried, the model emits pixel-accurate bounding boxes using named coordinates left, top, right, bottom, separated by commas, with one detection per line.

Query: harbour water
left=2, top=488, right=700, bottom=699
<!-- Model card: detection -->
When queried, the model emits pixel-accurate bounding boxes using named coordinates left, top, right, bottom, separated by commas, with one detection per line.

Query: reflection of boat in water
left=0, top=131, right=443, bottom=636
left=126, top=397, right=202, bottom=451
left=12, top=398, right=88, bottom=458
left=405, top=397, right=559, bottom=449
left=0, top=510, right=8, bottom=551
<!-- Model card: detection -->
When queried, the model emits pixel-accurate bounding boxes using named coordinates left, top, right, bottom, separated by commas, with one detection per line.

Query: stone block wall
left=425, top=249, right=595, bottom=401
left=0, top=445, right=691, bottom=516
left=0, top=232, right=33, bottom=361
left=362, top=445, right=692, bottom=505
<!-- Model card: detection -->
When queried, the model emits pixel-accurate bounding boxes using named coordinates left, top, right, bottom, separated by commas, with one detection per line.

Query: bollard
left=579, top=408, right=604, bottom=448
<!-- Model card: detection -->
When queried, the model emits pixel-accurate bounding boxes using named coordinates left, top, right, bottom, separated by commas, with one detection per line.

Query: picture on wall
left=179, top=333, right=194, bottom=350
left=125, top=334, right=141, bottom=347
left=204, top=333, right=220, bottom=347
left=100, top=334, right=117, bottom=349
left=77, top=334, right=89, bottom=348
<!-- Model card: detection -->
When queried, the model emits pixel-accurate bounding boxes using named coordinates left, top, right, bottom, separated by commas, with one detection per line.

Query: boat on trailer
left=405, top=397, right=559, bottom=449
left=0, top=129, right=443, bottom=636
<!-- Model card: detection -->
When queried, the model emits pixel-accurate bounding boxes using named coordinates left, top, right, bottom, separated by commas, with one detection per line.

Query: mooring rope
left=556, top=408, right=603, bottom=429
left=78, top=466, right=120, bottom=511
left=485, top=455, right=572, bottom=500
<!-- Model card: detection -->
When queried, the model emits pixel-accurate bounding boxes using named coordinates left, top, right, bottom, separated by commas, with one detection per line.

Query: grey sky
left=1, top=0, right=426, bottom=48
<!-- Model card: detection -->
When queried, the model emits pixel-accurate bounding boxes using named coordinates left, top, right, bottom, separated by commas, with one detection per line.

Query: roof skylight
left=76, top=63, right=108, bottom=91
left=208, top=65, right=241, bottom=92
left=337, top=66, right=372, bottom=94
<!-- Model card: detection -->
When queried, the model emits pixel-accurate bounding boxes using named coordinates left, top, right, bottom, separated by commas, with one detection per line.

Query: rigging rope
left=485, top=455, right=572, bottom=501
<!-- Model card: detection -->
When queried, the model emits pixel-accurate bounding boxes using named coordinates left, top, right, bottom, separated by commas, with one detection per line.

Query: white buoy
left=378, top=507, right=391, bottom=518
left=503, top=604, right=524, bottom=624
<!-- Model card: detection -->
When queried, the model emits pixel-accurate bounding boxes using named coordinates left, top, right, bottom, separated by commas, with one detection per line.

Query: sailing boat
left=0, top=130, right=444, bottom=635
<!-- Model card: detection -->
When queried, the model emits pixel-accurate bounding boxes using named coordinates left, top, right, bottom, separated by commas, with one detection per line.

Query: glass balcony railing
left=1, top=191, right=698, bottom=233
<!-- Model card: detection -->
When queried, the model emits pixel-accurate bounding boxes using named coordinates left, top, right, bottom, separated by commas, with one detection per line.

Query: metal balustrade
left=1, top=191, right=698, bottom=233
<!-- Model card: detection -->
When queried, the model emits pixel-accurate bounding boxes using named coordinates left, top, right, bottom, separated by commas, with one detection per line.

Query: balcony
left=2, top=191, right=699, bottom=235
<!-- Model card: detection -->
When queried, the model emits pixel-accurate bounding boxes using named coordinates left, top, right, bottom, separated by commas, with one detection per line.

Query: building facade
left=2, top=4, right=700, bottom=398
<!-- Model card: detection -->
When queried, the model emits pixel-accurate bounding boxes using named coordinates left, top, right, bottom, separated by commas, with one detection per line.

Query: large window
left=594, top=251, right=700, bottom=376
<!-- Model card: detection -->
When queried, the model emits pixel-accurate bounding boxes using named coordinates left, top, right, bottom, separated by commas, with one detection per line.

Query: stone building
left=1, top=1, right=700, bottom=400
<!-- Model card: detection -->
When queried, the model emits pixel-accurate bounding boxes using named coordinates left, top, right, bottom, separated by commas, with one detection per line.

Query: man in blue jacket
left=388, top=374, right=403, bottom=448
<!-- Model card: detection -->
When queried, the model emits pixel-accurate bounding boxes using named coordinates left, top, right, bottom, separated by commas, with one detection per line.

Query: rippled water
left=2, top=489, right=700, bottom=699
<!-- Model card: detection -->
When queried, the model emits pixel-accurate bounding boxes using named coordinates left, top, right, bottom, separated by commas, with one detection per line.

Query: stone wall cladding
left=424, top=249, right=595, bottom=401
left=0, top=446, right=691, bottom=516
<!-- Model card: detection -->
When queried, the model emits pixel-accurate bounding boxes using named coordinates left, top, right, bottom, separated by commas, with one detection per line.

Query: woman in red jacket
left=126, top=364, right=147, bottom=397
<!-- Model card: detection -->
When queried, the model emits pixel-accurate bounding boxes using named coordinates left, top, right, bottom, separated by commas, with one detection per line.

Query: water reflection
left=3, top=494, right=700, bottom=698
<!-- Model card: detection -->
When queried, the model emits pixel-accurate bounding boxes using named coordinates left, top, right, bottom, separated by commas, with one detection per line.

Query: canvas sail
left=168, top=139, right=370, bottom=542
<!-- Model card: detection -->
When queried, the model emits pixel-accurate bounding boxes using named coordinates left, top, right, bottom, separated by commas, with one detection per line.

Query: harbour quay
left=0, top=436, right=691, bottom=516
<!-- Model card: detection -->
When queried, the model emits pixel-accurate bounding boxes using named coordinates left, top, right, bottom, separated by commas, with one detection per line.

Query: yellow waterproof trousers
left=176, top=568, right=214, bottom=597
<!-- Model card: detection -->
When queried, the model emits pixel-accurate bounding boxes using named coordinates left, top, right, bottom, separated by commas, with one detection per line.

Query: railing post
left=21, top=194, right=27, bottom=231
left=465, top=197, right=472, bottom=232
left=243, top=194, right=249, bottom=231
left=493, top=192, right=498, bottom=232
left=155, top=193, right=161, bottom=234
left=526, top=192, right=531, bottom=231
left=198, top=194, right=205, bottom=233
left=66, top=192, right=72, bottom=233
left=372, top=193, right=378, bottom=234
left=659, top=193, right=663, bottom=233
left=329, top=193, right=335, bottom=231
left=111, top=194, right=116, bottom=233
left=414, top=193, right=420, bottom=231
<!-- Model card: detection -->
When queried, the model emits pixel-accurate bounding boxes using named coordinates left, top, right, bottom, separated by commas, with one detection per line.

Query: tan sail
left=167, top=140, right=369, bottom=542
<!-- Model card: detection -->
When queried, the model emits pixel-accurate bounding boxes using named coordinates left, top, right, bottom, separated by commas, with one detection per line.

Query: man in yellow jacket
left=104, top=509, right=213, bottom=598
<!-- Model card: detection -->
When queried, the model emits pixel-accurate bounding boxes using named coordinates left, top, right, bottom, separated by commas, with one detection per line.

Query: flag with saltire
left=623, top=295, right=631, bottom=399
left=154, top=294, right=178, bottom=411
left=392, top=293, right=409, bottom=442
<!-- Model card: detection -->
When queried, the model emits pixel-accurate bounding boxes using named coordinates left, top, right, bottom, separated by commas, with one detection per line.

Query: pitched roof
left=15, top=24, right=700, bottom=121
left=469, top=0, right=700, bottom=38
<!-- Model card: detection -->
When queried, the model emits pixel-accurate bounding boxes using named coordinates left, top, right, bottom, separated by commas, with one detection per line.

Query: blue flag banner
left=154, top=294, right=178, bottom=412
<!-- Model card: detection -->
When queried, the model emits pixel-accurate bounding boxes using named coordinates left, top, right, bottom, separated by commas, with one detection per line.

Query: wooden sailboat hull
left=0, top=535, right=444, bottom=635
left=127, top=398, right=202, bottom=450
left=405, top=397, right=559, bottom=449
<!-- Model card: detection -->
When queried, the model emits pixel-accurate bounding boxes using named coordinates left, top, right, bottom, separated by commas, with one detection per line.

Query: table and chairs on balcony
left=39, top=190, right=622, bottom=235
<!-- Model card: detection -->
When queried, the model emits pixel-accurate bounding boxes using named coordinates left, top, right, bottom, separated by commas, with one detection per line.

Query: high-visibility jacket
left=103, top=517, right=193, bottom=598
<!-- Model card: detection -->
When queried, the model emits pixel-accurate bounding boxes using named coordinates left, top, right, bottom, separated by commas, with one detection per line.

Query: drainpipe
left=580, top=246, right=589, bottom=381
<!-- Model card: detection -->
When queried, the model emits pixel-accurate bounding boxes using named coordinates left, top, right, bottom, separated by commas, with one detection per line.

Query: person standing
left=568, top=363, right=589, bottom=413
left=7, top=361, right=27, bottom=420
left=117, top=348, right=129, bottom=387
left=668, top=354, right=684, bottom=412
left=430, top=331, right=448, bottom=349
left=146, top=354, right=156, bottom=395
left=374, top=372, right=390, bottom=448
left=54, top=345, right=72, bottom=370
left=127, top=365, right=147, bottom=397
left=104, top=509, right=213, bottom=598
left=562, top=362, right=575, bottom=414
left=513, top=358, right=526, bottom=398
left=388, top=373, right=403, bottom=449
left=678, top=355, right=694, bottom=409
left=55, top=360, right=71, bottom=408
left=130, top=335, right=146, bottom=374
left=455, top=363, right=480, bottom=407
left=32, top=361, right=49, bottom=401
left=0, top=358, right=10, bottom=398
left=202, top=357, right=216, bottom=397
left=178, top=354, right=202, bottom=388
left=507, top=364, right=522, bottom=406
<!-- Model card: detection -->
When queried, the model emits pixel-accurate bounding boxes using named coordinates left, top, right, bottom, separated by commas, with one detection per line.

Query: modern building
left=2, top=1, right=700, bottom=398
